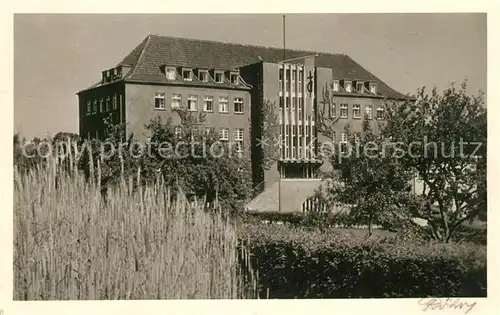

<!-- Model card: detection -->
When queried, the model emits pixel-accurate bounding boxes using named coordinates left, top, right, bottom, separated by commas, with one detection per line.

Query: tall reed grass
left=13, top=152, right=257, bottom=299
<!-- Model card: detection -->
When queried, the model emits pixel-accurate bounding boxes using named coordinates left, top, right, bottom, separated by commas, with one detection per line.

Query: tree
left=318, top=118, right=416, bottom=236
left=144, top=106, right=253, bottom=211
left=382, top=82, right=487, bottom=242
left=259, top=99, right=281, bottom=171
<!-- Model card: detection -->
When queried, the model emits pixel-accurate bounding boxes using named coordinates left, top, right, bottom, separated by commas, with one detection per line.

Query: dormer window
left=332, top=80, right=340, bottom=92
left=182, top=69, right=193, bottom=81
left=198, top=70, right=209, bottom=82
left=230, top=73, right=239, bottom=84
left=345, top=81, right=352, bottom=93
left=165, top=67, right=177, bottom=80
left=215, top=71, right=224, bottom=83
left=356, top=82, right=364, bottom=93
left=102, top=70, right=111, bottom=83
left=370, top=83, right=377, bottom=94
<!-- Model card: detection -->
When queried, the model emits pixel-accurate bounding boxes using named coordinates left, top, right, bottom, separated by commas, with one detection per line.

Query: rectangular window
left=183, top=69, right=192, bottom=81
left=279, top=68, right=284, bottom=93
left=377, top=106, right=385, bottom=120
left=341, top=133, right=347, bottom=142
left=234, top=128, right=244, bottom=153
left=106, top=96, right=111, bottom=112
left=86, top=100, right=91, bottom=115
left=187, top=95, right=197, bottom=111
left=355, top=133, right=361, bottom=143
left=219, top=97, right=229, bottom=113
left=345, top=81, right=352, bottom=93
left=285, top=98, right=290, bottom=109
left=205, top=127, right=214, bottom=135
left=191, top=127, right=199, bottom=138
left=155, top=92, right=165, bottom=110
left=230, top=73, right=239, bottom=84
left=112, top=94, right=117, bottom=110
left=279, top=98, right=284, bottom=109
left=370, top=83, right=377, bottom=94
left=165, top=68, right=177, bottom=80
left=353, top=104, right=361, bottom=118
left=99, top=98, right=104, bottom=113
left=199, top=70, right=208, bottom=82
left=220, top=128, right=229, bottom=141
left=93, top=100, right=97, bottom=114
left=340, top=103, right=348, bottom=118
left=357, top=82, right=364, bottom=93
left=365, top=105, right=373, bottom=119
left=299, top=69, right=304, bottom=93
left=203, top=96, right=213, bottom=112
left=175, top=127, right=182, bottom=137
left=333, top=80, right=340, bottom=92
left=171, top=94, right=181, bottom=109
left=329, top=103, right=336, bottom=118
left=340, top=132, right=347, bottom=153
left=298, top=98, right=304, bottom=113
left=215, top=72, right=224, bottom=83
left=234, top=97, right=244, bottom=113
left=234, top=128, right=244, bottom=141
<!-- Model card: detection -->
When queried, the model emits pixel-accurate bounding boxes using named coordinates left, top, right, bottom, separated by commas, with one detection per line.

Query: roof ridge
left=148, top=34, right=346, bottom=58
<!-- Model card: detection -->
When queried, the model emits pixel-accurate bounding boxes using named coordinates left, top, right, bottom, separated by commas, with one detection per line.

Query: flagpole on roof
left=283, top=15, right=286, bottom=61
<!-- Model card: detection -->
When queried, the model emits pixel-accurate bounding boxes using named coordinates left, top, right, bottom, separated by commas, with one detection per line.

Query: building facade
left=77, top=35, right=413, bottom=212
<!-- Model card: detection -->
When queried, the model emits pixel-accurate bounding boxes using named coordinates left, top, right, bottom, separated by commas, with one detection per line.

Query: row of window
left=85, top=94, right=122, bottom=115
left=173, top=126, right=245, bottom=152
left=332, top=80, right=377, bottom=94
left=277, top=67, right=377, bottom=95
left=279, top=68, right=305, bottom=93
left=330, top=104, right=385, bottom=120
left=154, top=93, right=244, bottom=114
left=163, top=66, right=240, bottom=85
left=279, top=100, right=385, bottom=120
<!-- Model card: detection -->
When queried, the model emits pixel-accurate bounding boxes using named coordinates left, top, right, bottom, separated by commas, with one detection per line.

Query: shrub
left=239, top=223, right=486, bottom=298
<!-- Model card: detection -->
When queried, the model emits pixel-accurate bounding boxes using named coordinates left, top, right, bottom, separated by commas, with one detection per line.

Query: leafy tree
left=259, top=99, right=281, bottom=171
left=75, top=105, right=254, bottom=211
left=318, top=119, right=416, bottom=236
left=144, top=107, right=252, bottom=210
left=318, top=81, right=486, bottom=242
left=382, top=82, right=487, bottom=242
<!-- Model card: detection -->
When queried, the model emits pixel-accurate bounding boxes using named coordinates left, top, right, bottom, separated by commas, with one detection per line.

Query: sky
left=14, top=13, right=486, bottom=139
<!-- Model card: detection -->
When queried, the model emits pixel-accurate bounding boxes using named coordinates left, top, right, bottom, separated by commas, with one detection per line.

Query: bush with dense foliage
left=239, top=223, right=486, bottom=298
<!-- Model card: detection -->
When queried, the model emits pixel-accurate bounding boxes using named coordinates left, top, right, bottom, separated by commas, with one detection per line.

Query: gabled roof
left=83, top=34, right=410, bottom=99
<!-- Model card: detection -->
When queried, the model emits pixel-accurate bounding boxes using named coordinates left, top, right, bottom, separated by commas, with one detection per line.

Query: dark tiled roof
left=86, top=34, right=410, bottom=99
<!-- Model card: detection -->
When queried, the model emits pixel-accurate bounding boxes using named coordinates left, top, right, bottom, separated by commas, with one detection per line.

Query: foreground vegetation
left=13, top=83, right=487, bottom=299
left=240, top=222, right=487, bottom=298
left=14, top=158, right=257, bottom=300
left=13, top=157, right=487, bottom=299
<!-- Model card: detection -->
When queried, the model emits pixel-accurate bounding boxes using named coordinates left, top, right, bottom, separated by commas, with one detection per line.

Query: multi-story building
left=77, top=34, right=413, bottom=212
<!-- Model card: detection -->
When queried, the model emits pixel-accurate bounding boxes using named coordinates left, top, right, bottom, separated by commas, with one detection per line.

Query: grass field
left=13, top=158, right=258, bottom=300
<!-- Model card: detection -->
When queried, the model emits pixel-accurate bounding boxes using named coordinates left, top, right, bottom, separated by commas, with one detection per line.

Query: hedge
left=238, top=223, right=487, bottom=298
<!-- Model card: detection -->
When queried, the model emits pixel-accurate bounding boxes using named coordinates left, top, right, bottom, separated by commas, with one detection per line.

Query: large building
left=77, top=34, right=412, bottom=212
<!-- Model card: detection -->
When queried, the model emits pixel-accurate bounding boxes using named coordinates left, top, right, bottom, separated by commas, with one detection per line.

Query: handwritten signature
left=418, top=298, right=477, bottom=314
